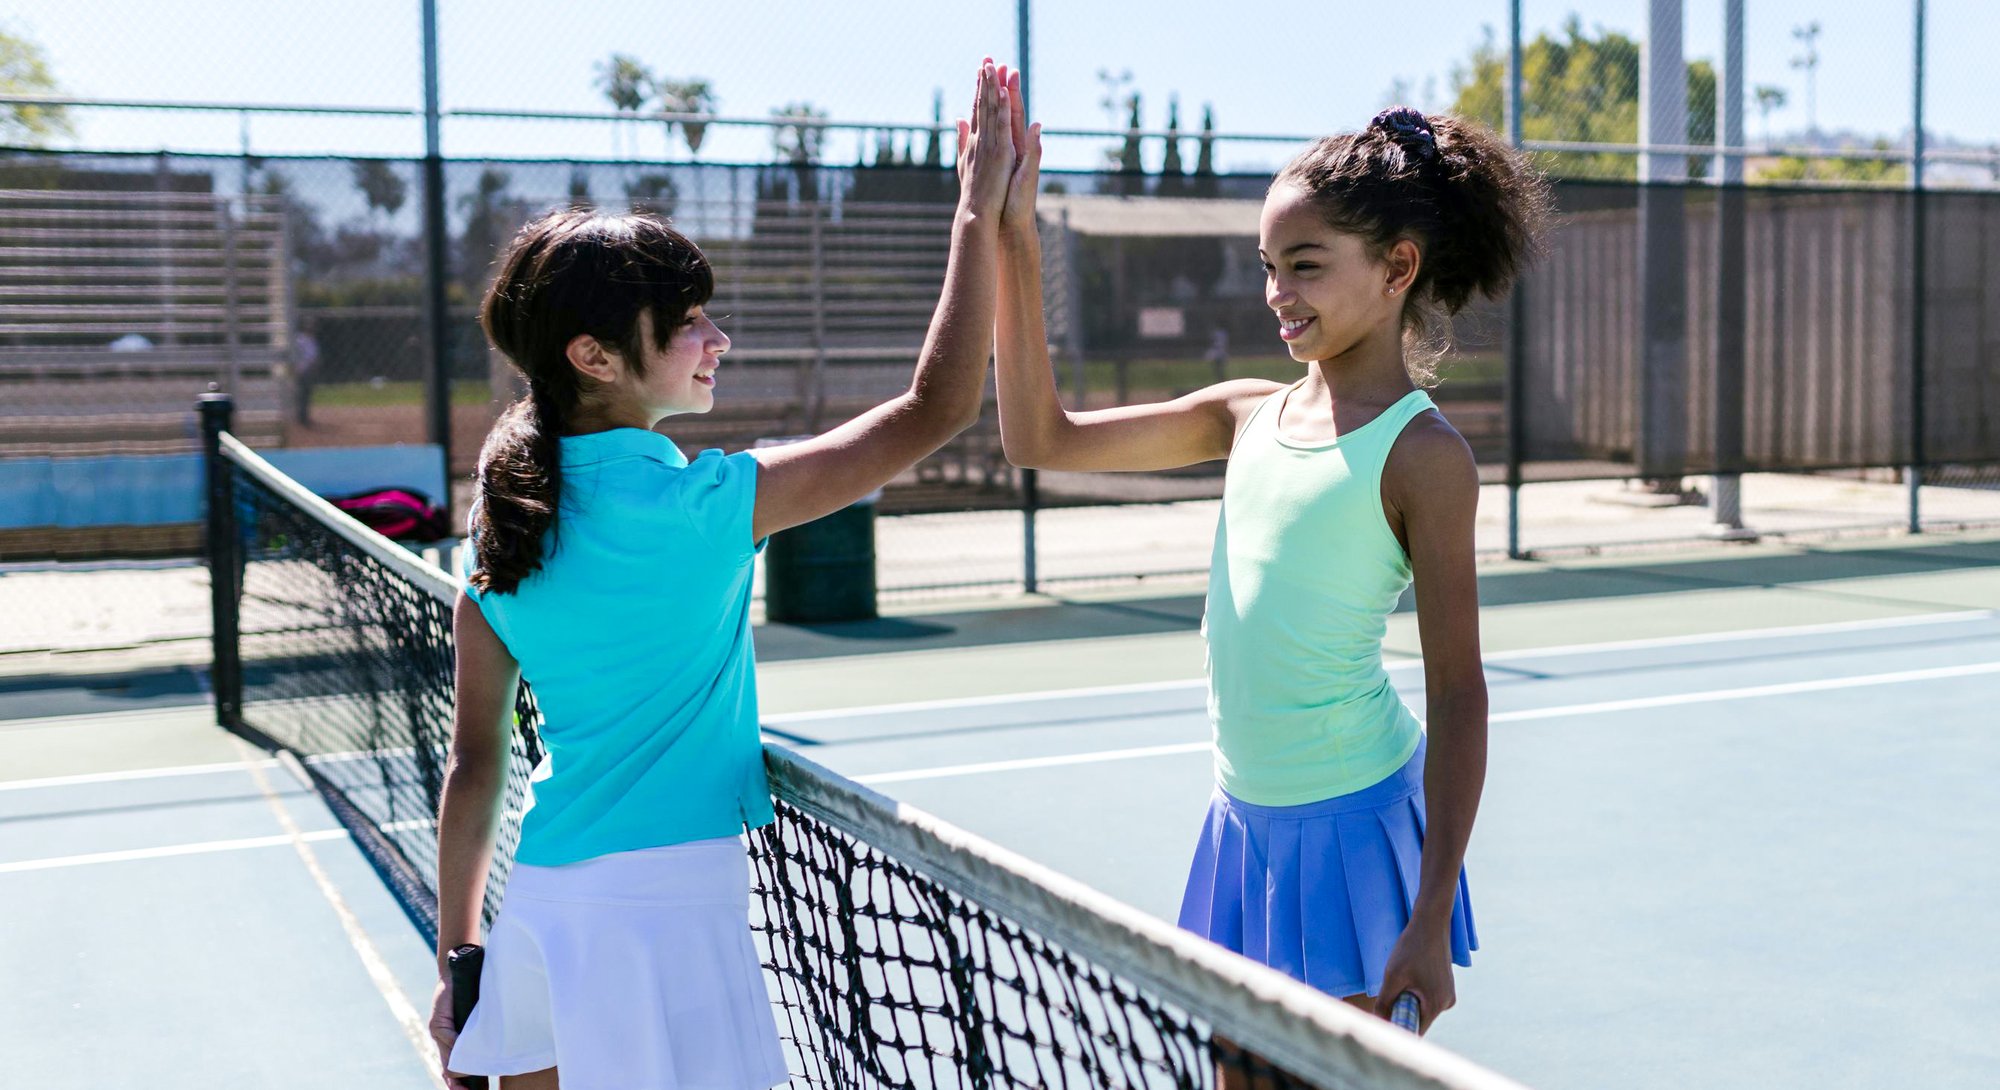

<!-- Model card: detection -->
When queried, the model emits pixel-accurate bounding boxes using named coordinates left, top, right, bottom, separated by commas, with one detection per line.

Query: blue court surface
left=4, top=538, right=1998, bottom=1089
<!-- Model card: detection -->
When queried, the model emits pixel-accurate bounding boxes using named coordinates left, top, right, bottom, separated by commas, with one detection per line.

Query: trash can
left=755, top=436, right=878, bottom=624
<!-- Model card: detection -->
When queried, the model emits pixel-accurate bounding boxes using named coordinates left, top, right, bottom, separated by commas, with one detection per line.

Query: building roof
left=1037, top=193, right=1263, bottom=237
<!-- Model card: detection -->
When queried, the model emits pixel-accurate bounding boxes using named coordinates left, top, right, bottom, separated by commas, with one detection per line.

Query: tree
left=772, top=102, right=827, bottom=166
left=351, top=159, right=407, bottom=229
left=1752, top=85, right=1788, bottom=145
left=1758, top=139, right=1906, bottom=185
left=654, top=77, right=716, bottom=156
left=1157, top=96, right=1189, bottom=199
left=923, top=89, right=944, bottom=169
left=457, top=168, right=527, bottom=294
left=1, top=25, right=72, bottom=145
left=1450, top=16, right=1714, bottom=180
left=625, top=171, right=677, bottom=217
left=1115, top=93, right=1144, bottom=195
left=595, top=53, right=654, bottom=158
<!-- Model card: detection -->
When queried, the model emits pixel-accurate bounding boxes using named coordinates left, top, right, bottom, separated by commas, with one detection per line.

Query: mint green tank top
left=1202, top=384, right=1436, bottom=806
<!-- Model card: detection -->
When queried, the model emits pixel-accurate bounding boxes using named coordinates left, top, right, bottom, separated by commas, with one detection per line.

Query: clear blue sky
left=7, top=0, right=1993, bottom=172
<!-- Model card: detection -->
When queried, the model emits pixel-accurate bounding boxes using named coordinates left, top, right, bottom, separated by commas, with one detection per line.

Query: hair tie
left=1371, top=107, right=1439, bottom=166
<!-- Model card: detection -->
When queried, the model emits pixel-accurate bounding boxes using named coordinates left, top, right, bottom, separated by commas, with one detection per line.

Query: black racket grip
left=446, top=944, right=488, bottom=1090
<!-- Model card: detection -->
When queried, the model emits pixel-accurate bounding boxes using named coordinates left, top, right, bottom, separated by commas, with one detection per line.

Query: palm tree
left=1752, top=85, right=1788, bottom=147
left=351, top=159, right=407, bottom=230
left=595, top=53, right=654, bottom=158
left=655, top=77, right=717, bottom=157
left=772, top=102, right=828, bottom=167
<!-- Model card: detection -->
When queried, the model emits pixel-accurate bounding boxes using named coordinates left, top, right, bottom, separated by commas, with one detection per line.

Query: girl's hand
left=998, top=68, right=1043, bottom=241
left=1374, top=925, right=1456, bottom=1034
left=955, top=59, right=1016, bottom=220
left=429, top=977, right=473, bottom=1089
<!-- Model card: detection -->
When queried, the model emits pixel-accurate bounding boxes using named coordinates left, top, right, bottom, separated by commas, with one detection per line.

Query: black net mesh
left=231, top=453, right=542, bottom=935
left=753, top=796, right=1309, bottom=1089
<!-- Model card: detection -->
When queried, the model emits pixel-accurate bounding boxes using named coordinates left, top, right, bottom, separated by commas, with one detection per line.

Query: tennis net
left=201, top=402, right=1527, bottom=1090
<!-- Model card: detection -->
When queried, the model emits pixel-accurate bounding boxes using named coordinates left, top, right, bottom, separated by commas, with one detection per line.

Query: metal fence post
left=1017, top=0, right=1031, bottom=115
left=1022, top=467, right=1039, bottom=594
left=1908, top=0, right=1928, bottom=534
left=1709, top=0, right=1756, bottom=541
left=1504, top=0, right=1526, bottom=559
left=221, top=197, right=242, bottom=395
left=1638, top=0, right=1691, bottom=492
left=807, top=193, right=828, bottom=432
left=420, top=0, right=454, bottom=518
left=200, top=393, right=242, bottom=728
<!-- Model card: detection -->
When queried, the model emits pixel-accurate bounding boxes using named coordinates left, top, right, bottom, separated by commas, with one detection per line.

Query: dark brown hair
left=469, top=209, right=713, bottom=594
left=1272, top=108, right=1550, bottom=381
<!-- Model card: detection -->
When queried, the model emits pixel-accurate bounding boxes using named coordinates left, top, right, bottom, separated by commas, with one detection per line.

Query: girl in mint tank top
left=430, top=61, right=1028, bottom=1090
left=991, top=103, right=1549, bottom=1040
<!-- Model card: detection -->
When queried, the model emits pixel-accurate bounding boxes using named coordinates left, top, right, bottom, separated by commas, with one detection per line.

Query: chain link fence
left=4, top=2, right=1998, bottom=661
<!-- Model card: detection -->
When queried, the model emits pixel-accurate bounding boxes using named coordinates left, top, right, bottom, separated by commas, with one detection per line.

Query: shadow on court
left=756, top=534, right=2000, bottom=663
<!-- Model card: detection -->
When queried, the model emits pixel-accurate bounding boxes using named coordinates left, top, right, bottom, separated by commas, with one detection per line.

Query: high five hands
left=955, top=59, right=1042, bottom=229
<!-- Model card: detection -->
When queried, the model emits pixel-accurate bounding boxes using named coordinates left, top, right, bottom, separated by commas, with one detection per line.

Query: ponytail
left=469, top=386, right=564, bottom=595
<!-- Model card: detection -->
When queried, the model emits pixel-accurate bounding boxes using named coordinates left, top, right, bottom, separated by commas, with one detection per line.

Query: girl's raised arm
left=749, top=61, right=1016, bottom=542
left=993, top=93, right=1278, bottom=473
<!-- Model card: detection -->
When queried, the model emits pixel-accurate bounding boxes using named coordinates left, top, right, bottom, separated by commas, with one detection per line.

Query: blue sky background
left=7, top=1, right=1992, bottom=172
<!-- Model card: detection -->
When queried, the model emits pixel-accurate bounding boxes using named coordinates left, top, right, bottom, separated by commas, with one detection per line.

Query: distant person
left=991, top=97, right=1549, bottom=1043
left=429, top=60, right=1021, bottom=1090
left=291, top=318, right=321, bottom=426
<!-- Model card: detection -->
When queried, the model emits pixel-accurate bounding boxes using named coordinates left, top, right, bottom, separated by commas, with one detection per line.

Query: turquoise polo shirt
left=460, top=428, right=774, bottom=866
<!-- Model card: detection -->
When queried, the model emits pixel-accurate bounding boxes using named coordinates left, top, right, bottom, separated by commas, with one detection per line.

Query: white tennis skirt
left=446, top=835, right=790, bottom=1090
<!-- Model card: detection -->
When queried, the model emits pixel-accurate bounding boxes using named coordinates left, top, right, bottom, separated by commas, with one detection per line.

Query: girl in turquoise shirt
left=991, top=95, right=1547, bottom=1042
left=432, top=61, right=1028, bottom=1090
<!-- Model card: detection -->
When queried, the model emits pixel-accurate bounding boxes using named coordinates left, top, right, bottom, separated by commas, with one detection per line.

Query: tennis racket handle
left=1390, top=991, right=1422, bottom=1033
left=446, top=944, right=488, bottom=1090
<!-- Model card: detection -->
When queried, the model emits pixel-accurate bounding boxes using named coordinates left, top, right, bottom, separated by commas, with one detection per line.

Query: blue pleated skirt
left=1176, top=738, right=1477, bottom=999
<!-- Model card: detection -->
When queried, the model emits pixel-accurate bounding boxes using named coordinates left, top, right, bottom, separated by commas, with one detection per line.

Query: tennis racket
left=446, top=944, right=488, bottom=1090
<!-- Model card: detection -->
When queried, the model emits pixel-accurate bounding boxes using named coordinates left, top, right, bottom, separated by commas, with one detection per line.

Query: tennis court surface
left=4, top=438, right=1996, bottom=1088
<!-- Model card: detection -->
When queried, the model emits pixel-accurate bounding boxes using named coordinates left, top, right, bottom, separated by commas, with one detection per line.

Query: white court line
left=0, top=829, right=348, bottom=874
left=0, top=758, right=276, bottom=793
left=848, top=659, right=2000, bottom=785
left=856, top=742, right=1213, bottom=785
left=0, top=704, right=216, bottom=733
left=244, top=744, right=440, bottom=1080
left=1486, top=660, right=2000, bottom=722
left=0, top=818, right=433, bottom=874
left=1477, top=609, right=1997, bottom=664
left=763, top=610, right=1995, bottom=725
left=763, top=677, right=1205, bottom=725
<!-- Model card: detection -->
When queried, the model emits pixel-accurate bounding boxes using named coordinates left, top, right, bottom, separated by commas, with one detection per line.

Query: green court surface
left=4, top=532, right=1997, bottom=1089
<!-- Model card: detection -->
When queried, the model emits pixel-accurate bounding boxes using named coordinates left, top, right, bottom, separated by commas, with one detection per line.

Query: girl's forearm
left=994, top=232, right=1067, bottom=463
left=1412, top=699, right=1487, bottom=932
left=904, top=211, right=1001, bottom=430
left=434, top=756, right=506, bottom=975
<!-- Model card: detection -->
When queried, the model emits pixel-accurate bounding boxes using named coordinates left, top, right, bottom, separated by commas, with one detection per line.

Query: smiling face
left=632, top=305, right=730, bottom=419
left=1258, top=182, right=1410, bottom=364
left=574, top=305, right=731, bottom=428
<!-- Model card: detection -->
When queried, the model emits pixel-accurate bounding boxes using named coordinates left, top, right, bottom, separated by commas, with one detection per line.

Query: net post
left=199, top=392, right=243, bottom=728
